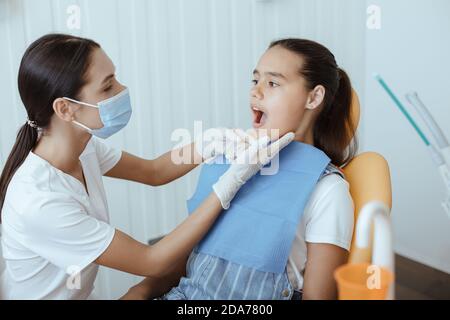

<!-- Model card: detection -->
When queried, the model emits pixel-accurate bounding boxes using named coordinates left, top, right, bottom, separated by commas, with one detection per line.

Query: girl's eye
left=251, top=79, right=258, bottom=85
left=268, top=81, right=279, bottom=88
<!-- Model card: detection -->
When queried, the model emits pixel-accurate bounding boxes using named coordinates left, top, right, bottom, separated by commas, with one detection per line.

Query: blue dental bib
left=187, top=141, right=331, bottom=274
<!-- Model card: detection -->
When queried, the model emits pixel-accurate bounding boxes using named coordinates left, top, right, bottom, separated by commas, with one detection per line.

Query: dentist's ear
left=305, top=85, right=325, bottom=110
left=53, top=98, right=76, bottom=122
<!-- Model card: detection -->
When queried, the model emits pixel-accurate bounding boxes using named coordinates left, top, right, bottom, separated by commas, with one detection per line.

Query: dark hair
left=0, top=34, right=100, bottom=218
left=269, top=38, right=358, bottom=167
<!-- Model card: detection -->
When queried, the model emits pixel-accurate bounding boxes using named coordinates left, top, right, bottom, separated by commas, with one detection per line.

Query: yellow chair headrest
left=342, top=90, right=392, bottom=261
left=351, top=89, right=361, bottom=133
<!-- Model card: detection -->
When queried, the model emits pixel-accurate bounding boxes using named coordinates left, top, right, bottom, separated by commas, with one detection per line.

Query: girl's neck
left=293, top=107, right=318, bottom=145
left=294, top=126, right=314, bottom=145
left=33, top=128, right=92, bottom=174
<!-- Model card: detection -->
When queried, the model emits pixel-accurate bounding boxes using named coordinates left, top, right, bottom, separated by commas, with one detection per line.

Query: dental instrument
left=374, top=74, right=450, bottom=218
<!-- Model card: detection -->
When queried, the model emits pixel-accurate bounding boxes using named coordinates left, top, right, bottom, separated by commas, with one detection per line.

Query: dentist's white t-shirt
left=0, top=137, right=121, bottom=300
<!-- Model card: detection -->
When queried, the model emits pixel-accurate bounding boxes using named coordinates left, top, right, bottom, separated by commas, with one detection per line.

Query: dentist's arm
left=96, top=133, right=295, bottom=279
left=105, top=142, right=201, bottom=186
left=97, top=191, right=222, bottom=277
left=120, top=256, right=188, bottom=300
left=105, top=128, right=252, bottom=186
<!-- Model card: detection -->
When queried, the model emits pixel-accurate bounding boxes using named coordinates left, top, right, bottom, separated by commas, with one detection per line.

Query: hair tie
left=26, top=118, right=39, bottom=129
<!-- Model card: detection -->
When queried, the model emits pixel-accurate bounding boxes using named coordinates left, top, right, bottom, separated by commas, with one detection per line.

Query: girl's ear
left=306, top=85, right=325, bottom=110
left=53, top=98, right=76, bottom=122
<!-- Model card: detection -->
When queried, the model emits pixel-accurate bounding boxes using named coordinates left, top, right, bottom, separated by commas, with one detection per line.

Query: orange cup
left=334, top=263, right=394, bottom=300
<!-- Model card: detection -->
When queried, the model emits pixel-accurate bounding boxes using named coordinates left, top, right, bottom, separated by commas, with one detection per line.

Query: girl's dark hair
left=0, top=34, right=100, bottom=219
left=269, top=38, right=358, bottom=167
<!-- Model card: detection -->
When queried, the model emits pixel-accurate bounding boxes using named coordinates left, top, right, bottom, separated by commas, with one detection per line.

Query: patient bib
left=187, top=141, right=331, bottom=274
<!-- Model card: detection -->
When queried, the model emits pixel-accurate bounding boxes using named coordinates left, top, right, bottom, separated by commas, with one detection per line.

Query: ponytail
left=0, top=123, right=39, bottom=218
left=313, top=68, right=357, bottom=166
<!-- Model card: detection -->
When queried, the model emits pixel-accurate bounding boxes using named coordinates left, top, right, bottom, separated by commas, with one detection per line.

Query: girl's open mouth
left=252, top=106, right=267, bottom=128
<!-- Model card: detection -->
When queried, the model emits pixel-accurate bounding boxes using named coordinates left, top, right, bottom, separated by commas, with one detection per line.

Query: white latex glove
left=195, top=128, right=251, bottom=163
left=212, top=132, right=295, bottom=209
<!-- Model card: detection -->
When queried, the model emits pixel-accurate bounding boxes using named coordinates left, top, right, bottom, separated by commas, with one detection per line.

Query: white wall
left=1, top=0, right=366, bottom=299
left=364, top=0, right=450, bottom=273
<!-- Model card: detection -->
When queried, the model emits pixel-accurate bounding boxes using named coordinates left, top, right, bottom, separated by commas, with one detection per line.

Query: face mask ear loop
left=62, top=97, right=100, bottom=109
left=62, top=97, right=100, bottom=135
left=72, top=120, right=94, bottom=134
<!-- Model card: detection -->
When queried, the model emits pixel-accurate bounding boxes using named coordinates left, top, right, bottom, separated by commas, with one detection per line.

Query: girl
left=0, top=34, right=293, bottom=300
left=157, top=38, right=357, bottom=300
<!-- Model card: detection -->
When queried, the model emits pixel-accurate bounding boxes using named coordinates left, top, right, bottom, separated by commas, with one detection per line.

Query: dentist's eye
left=268, top=81, right=279, bottom=88
left=103, top=85, right=113, bottom=92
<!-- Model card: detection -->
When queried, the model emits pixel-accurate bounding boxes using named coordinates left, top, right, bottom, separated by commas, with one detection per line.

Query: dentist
left=0, top=34, right=294, bottom=300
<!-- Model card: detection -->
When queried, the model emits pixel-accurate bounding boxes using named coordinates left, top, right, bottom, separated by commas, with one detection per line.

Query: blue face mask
left=63, top=88, right=132, bottom=139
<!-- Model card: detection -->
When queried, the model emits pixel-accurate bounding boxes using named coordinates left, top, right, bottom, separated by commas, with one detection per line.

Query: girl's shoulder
left=302, top=164, right=354, bottom=251
left=306, top=163, right=353, bottom=223
left=320, top=163, right=345, bottom=180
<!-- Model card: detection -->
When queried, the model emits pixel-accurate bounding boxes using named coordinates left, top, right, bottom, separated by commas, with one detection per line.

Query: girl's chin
left=249, top=126, right=289, bottom=141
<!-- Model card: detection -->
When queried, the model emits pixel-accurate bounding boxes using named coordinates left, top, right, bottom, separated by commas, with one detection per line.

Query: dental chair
left=338, top=90, right=395, bottom=299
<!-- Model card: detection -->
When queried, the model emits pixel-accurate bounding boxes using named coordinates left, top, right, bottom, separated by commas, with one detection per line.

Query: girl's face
left=250, top=46, right=321, bottom=141
left=69, top=48, right=126, bottom=130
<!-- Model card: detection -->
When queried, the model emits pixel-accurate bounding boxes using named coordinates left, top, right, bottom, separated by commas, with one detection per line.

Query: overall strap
left=320, top=163, right=345, bottom=180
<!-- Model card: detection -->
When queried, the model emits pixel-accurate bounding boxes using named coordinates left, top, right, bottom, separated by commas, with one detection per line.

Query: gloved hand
left=212, top=132, right=295, bottom=209
left=195, top=128, right=251, bottom=163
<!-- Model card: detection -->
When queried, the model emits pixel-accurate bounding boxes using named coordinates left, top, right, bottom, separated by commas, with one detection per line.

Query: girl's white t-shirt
left=0, top=137, right=121, bottom=300
left=286, top=174, right=355, bottom=291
